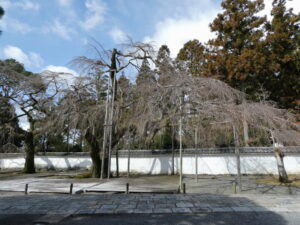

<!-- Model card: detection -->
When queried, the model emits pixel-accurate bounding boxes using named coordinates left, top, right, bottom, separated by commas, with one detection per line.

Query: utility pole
left=100, top=80, right=110, bottom=179
left=195, top=127, right=198, bottom=183
left=179, top=92, right=184, bottom=192
left=171, top=125, right=175, bottom=175
left=107, top=69, right=116, bottom=179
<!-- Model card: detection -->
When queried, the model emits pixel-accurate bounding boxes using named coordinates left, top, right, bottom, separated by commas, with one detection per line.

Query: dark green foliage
left=178, top=0, right=299, bottom=111
left=0, top=97, right=22, bottom=152
left=263, top=0, right=300, bottom=110
left=0, top=7, right=4, bottom=17
left=136, top=58, right=155, bottom=85
left=177, top=39, right=206, bottom=76
left=0, top=6, right=4, bottom=35
left=206, top=0, right=267, bottom=96
left=151, top=129, right=173, bottom=149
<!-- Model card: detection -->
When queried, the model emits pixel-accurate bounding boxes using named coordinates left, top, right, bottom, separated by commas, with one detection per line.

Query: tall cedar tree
left=265, top=0, right=300, bottom=111
left=206, top=0, right=267, bottom=97
left=156, top=45, right=174, bottom=85
left=177, top=39, right=206, bottom=77
left=136, top=58, right=155, bottom=85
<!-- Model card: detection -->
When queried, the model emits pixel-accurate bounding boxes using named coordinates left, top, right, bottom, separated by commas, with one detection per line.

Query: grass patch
left=0, top=170, right=24, bottom=178
left=72, top=171, right=92, bottom=179
left=256, top=175, right=300, bottom=187
left=47, top=171, right=92, bottom=179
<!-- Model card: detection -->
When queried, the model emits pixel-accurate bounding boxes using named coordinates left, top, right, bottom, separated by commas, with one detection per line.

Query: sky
left=0, top=0, right=299, bottom=77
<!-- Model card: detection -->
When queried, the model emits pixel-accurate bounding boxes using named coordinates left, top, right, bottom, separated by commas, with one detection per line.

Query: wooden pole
left=69, top=183, right=73, bottom=194
left=179, top=92, right=184, bottom=192
left=126, top=183, right=129, bottom=194
left=116, top=149, right=119, bottom=177
left=233, top=125, right=241, bottom=193
left=195, top=127, right=198, bottom=183
left=107, top=70, right=116, bottom=180
left=127, top=140, right=131, bottom=178
left=100, top=81, right=109, bottom=179
left=171, top=125, right=175, bottom=175
left=25, top=184, right=28, bottom=195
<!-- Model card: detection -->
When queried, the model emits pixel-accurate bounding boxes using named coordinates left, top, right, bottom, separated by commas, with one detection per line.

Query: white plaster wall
left=1, top=155, right=300, bottom=175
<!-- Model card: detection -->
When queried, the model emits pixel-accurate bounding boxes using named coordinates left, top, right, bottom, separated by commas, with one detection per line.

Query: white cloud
left=79, top=0, right=106, bottom=30
left=57, top=0, right=73, bottom=7
left=43, top=65, right=79, bottom=76
left=143, top=11, right=218, bottom=57
left=144, top=0, right=299, bottom=57
left=0, top=0, right=40, bottom=11
left=260, top=0, right=300, bottom=19
left=42, top=65, right=79, bottom=86
left=46, top=19, right=75, bottom=40
left=16, top=0, right=40, bottom=11
left=2, top=45, right=44, bottom=69
left=288, top=0, right=300, bottom=13
left=3, top=18, right=33, bottom=34
left=109, top=27, right=128, bottom=44
left=56, top=0, right=77, bottom=20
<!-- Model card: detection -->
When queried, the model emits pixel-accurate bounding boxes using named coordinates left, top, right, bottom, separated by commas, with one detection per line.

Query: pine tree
left=136, top=58, right=155, bottom=85
left=264, top=0, right=300, bottom=111
left=177, top=39, right=206, bottom=77
left=155, top=45, right=174, bottom=85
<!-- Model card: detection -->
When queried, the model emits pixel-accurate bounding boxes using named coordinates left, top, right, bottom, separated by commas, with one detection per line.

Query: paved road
left=0, top=193, right=300, bottom=224
left=58, top=212, right=300, bottom=225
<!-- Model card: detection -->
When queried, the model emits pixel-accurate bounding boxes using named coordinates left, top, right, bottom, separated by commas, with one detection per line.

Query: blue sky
left=0, top=0, right=299, bottom=76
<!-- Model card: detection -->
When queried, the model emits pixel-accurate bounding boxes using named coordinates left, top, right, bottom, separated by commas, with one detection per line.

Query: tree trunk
left=85, top=130, right=106, bottom=178
left=274, top=148, right=289, bottom=183
left=270, top=131, right=289, bottom=183
left=24, top=130, right=35, bottom=173
left=90, top=148, right=101, bottom=178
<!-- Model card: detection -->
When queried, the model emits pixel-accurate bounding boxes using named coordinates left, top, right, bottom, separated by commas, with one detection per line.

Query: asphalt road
left=1, top=212, right=300, bottom=225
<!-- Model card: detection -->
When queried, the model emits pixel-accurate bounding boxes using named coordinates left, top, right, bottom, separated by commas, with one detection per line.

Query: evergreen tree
left=206, top=0, right=267, bottom=96
left=156, top=45, right=174, bottom=85
left=264, top=0, right=300, bottom=111
left=0, top=96, right=22, bottom=151
left=0, top=6, right=4, bottom=35
left=156, top=45, right=171, bottom=67
left=136, top=58, right=155, bottom=85
left=177, top=39, right=206, bottom=77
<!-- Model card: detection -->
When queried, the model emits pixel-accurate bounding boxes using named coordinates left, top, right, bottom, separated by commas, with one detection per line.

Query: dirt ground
left=1, top=169, right=300, bottom=195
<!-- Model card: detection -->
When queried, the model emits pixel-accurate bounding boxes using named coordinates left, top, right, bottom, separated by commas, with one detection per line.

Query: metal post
left=183, top=183, right=186, bottom=194
left=69, top=183, right=73, bottom=194
left=126, top=183, right=129, bottom=194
